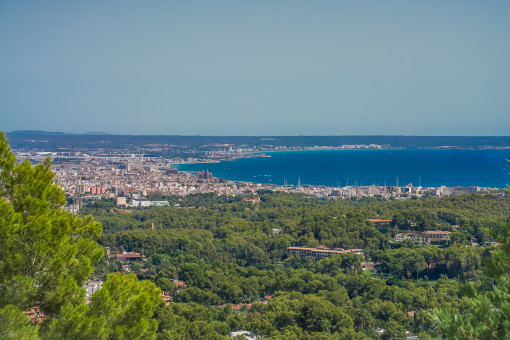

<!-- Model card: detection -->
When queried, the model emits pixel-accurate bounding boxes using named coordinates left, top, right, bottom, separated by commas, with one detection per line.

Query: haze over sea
left=176, top=149, right=510, bottom=188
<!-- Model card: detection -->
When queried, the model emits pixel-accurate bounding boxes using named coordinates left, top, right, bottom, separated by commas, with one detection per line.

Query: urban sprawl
left=13, top=143, right=500, bottom=214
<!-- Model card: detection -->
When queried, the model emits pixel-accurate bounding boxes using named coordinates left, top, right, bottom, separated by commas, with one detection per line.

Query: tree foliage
left=436, top=219, right=510, bottom=339
left=0, top=132, right=104, bottom=315
left=0, top=132, right=162, bottom=338
left=44, top=273, right=161, bottom=340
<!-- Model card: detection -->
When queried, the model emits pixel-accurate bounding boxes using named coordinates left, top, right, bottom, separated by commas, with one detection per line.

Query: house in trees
left=368, top=219, right=392, bottom=228
left=170, top=279, right=187, bottom=289
left=361, top=262, right=377, bottom=271
left=23, top=307, right=46, bottom=324
left=229, top=331, right=258, bottom=339
left=83, top=278, right=103, bottom=299
left=394, top=232, right=426, bottom=244
left=162, top=291, right=173, bottom=306
left=243, top=196, right=261, bottom=204
left=287, top=246, right=364, bottom=258
left=424, top=230, right=451, bottom=243
left=116, top=252, right=141, bottom=262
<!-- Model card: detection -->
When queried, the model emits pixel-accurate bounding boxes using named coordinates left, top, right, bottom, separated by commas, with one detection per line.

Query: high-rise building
left=90, top=186, right=106, bottom=194
left=76, top=184, right=88, bottom=194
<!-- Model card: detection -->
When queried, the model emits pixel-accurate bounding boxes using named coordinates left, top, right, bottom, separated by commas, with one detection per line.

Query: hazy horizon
left=1, top=1, right=509, bottom=136
left=7, top=129, right=510, bottom=137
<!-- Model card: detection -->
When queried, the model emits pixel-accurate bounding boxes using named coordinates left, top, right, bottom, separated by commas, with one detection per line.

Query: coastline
left=173, top=146, right=510, bottom=166
left=175, top=148, right=510, bottom=189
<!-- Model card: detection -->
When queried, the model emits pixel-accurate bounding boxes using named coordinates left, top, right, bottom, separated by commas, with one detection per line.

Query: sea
left=175, top=149, right=510, bottom=188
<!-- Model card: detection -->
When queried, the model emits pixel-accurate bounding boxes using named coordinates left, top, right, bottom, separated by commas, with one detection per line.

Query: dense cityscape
left=11, top=142, right=502, bottom=216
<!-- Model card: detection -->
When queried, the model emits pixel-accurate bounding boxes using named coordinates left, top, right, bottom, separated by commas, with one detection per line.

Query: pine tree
left=436, top=203, right=510, bottom=338
left=0, top=132, right=162, bottom=338
left=0, top=131, right=104, bottom=316
left=44, top=273, right=161, bottom=340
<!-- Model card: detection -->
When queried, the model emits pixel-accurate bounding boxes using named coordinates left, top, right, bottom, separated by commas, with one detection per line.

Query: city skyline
left=1, top=1, right=510, bottom=136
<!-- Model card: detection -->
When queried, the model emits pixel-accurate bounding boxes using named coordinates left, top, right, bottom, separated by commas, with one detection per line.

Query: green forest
left=1, top=132, right=510, bottom=339
left=83, top=190, right=509, bottom=339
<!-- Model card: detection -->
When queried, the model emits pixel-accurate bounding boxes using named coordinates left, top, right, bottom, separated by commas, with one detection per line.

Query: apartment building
left=287, top=246, right=364, bottom=258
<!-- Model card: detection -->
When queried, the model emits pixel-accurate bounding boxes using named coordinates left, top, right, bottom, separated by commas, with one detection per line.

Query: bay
left=175, top=149, right=510, bottom=188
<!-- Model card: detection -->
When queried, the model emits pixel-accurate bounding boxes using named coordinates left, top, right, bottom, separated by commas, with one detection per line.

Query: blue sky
left=1, top=1, right=509, bottom=135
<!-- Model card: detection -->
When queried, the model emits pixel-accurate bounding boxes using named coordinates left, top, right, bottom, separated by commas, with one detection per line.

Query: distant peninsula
left=5, top=132, right=510, bottom=150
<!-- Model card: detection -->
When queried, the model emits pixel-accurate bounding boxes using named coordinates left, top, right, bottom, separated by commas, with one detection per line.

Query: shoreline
left=173, top=146, right=510, bottom=166
left=174, top=148, right=510, bottom=190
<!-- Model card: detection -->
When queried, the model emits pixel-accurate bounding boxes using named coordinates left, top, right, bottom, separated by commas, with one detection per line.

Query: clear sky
left=1, top=1, right=509, bottom=135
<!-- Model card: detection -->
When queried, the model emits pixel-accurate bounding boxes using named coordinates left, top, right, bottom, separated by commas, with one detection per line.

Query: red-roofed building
left=170, top=279, right=187, bottom=289
left=162, top=292, right=173, bottom=306
left=368, top=219, right=392, bottom=227
left=115, top=252, right=141, bottom=262
left=23, top=307, right=46, bottom=324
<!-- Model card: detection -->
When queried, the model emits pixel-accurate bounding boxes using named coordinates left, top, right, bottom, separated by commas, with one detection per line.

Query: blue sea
left=175, top=149, right=510, bottom=188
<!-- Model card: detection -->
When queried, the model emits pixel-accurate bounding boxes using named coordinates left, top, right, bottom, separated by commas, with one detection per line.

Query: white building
left=131, top=198, right=170, bottom=207
left=83, top=279, right=102, bottom=299
left=229, top=331, right=259, bottom=339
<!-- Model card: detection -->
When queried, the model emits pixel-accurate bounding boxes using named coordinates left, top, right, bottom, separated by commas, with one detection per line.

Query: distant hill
left=5, top=133, right=510, bottom=150
left=80, top=131, right=113, bottom=136
left=9, top=130, right=67, bottom=135
left=8, top=130, right=112, bottom=136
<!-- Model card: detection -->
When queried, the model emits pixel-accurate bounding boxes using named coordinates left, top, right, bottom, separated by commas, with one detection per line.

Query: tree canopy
left=436, top=219, right=510, bottom=339
left=0, top=132, right=103, bottom=315
left=0, top=132, right=161, bottom=339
